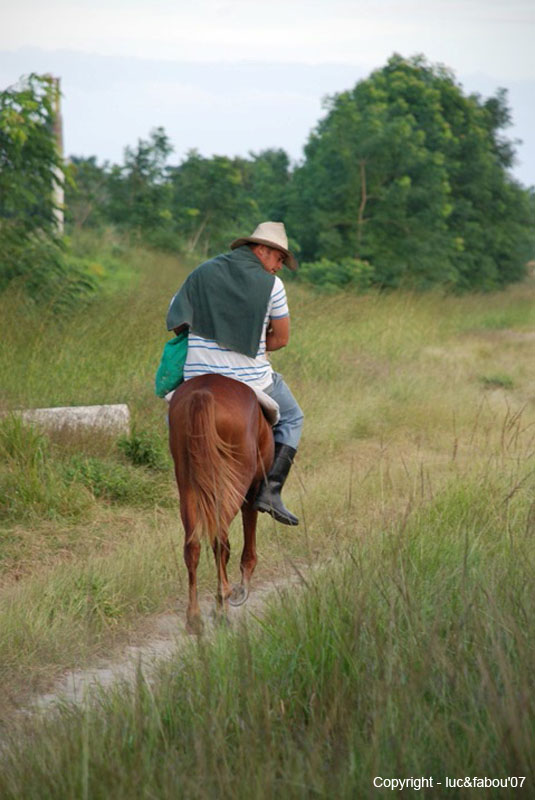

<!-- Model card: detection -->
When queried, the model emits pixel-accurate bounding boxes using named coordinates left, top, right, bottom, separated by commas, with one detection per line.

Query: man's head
left=249, top=244, right=286, bottom=274
left=230, top=221, right=298, bottom=271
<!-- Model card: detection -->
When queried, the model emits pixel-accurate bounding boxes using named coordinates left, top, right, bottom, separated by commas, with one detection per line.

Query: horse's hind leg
left=181, top=493, right=203, bottom=635
left=212, top=530, right=231, bottom=621
left=230, top=497, right=258, bottom=606
left=184, top=535, right=203, bottom=634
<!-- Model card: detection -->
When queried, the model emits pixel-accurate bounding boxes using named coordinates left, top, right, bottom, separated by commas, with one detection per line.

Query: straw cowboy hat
left=230, top=221, right=298, bottom=271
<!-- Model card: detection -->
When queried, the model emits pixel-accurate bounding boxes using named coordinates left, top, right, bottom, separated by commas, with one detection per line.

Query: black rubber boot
left=254, top=443, right=299, bottom=526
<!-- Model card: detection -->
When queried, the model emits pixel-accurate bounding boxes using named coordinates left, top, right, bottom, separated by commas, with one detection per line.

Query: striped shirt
left=183, top=276, right=289, bottom=391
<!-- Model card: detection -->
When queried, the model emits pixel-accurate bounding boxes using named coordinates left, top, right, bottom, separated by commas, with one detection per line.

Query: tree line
left=2, top=55, right=534, bottom=303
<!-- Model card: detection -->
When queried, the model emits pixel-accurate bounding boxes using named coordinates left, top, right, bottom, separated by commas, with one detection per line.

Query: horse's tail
left=183, top=388, right=244, bottom=546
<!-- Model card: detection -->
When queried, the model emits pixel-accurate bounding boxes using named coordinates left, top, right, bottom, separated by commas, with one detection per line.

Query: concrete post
left=49, top=75, right=64, bottom=234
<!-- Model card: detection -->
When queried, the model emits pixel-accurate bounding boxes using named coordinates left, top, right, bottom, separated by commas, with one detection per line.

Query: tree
left=0, top=73, right=64, bottom=289
left=64, top=156, right=111, bottom=230
left=242, top=148, right=291, bottom=221
left=437, top=84, right=530, bottom=289
left=106, top=127, right=173, bottom=233
left=169, top=150, right=254, bottom=254
left=288, top=55, right=532, bottom=290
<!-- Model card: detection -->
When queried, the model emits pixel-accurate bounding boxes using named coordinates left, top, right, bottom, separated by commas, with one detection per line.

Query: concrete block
left=18, top=404, right=131, bottom=436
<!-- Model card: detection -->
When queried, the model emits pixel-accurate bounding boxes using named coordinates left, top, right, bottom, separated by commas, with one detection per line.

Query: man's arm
left=266, top=316, right=290, bottom=351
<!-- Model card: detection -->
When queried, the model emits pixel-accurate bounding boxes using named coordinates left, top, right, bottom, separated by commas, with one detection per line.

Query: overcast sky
left=1, top=0, right=534, bottom=186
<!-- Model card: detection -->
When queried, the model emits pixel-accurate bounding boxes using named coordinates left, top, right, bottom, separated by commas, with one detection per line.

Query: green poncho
left=166, top=246, right=275, bottom=358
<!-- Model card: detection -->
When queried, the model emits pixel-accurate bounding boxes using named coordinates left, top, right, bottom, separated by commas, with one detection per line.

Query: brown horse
left=168, top=374, right=274, bottom=633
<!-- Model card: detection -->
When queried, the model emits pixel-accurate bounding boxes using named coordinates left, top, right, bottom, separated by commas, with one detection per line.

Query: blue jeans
left=264, top=372, right=304, bottom=450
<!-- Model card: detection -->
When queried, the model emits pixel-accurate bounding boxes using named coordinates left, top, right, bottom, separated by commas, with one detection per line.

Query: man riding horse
left=166, top=221, right=303, bottom=526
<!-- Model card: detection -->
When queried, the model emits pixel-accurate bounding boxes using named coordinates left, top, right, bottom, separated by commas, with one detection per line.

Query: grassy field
left=1, top=232, right=535, bottom=795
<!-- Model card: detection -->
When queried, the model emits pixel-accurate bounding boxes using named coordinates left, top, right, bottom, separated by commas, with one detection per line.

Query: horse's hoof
left=229, top=584, right=249, bottom=607
left=186, top=615, right=204, bottom=636
left=210, top=607, right=230, bottom=628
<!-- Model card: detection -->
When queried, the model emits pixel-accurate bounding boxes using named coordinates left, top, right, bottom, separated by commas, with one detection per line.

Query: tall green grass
left=0, top=415, right=174, bottom=523
left=0, top=234, right=192, bottom=415
left=2, top=232, right=535, bottom=777
left=1, top=467, right=534, bottom=798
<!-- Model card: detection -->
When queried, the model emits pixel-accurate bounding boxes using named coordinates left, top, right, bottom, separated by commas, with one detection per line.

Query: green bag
left=154, top=331, right=188, bottom=398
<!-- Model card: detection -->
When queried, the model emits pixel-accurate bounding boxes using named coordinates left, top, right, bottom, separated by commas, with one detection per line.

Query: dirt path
left=31, top=570, right=304, bottom=712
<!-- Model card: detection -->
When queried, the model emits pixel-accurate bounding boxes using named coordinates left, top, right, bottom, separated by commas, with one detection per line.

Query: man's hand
left=266, top=316, right=290, bottom=351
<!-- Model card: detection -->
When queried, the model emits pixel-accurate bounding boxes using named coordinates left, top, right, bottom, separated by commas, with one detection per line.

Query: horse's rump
left=169, top=376, right=269, bottom=545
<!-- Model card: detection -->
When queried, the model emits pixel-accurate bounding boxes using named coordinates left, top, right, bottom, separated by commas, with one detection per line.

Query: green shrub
left=479, top=373, right=514, bottom=390
left=63, top=455, right=172, bottom=507
left=0, top=236, right=99, bottom=313
left=297, top=257, right=374, bottom=292
left=117, top=430, right=169, bottom=471
left=142, top=227, right=184, bottom=253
